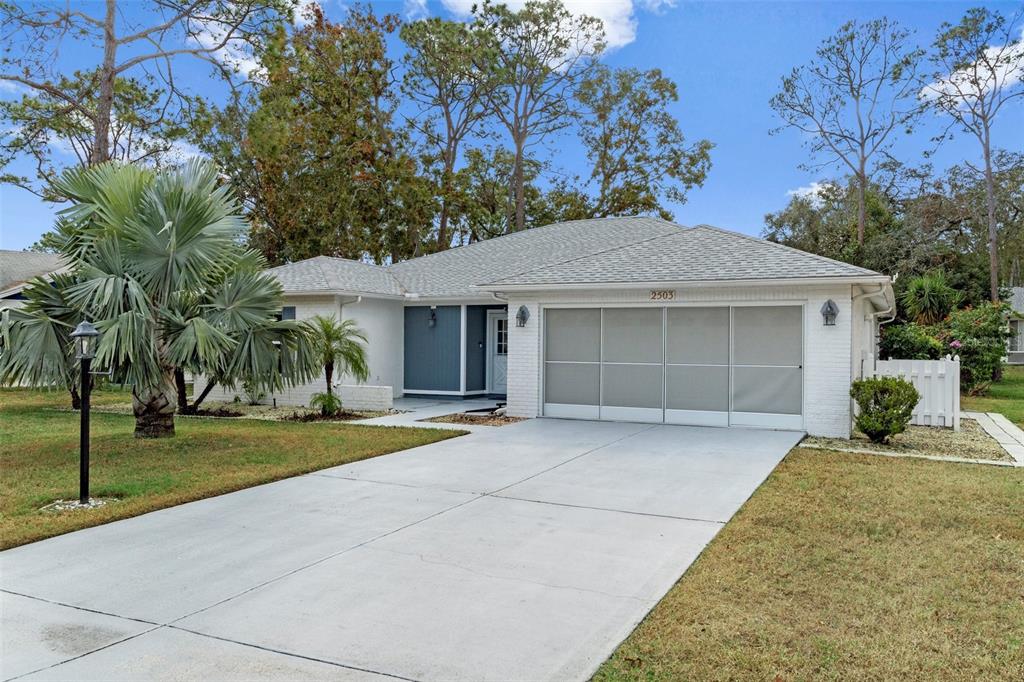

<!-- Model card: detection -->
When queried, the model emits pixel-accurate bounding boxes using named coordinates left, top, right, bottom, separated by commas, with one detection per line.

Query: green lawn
left=0, top=388, right=461, bottom=550
left=597, top=448, right=1024, bottom=681
left=962, top=364, right=1024, bottom=427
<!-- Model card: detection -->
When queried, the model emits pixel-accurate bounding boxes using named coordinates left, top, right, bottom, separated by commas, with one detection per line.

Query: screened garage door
left=542, top=306, right=803, bottom=430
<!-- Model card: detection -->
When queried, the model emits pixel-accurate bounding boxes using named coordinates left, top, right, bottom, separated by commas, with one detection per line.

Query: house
left=1009, top=287, right=1024, bottom=365
left=196, top=217, right=895, bottom=437
left=0, top=250, right=67, bottom=311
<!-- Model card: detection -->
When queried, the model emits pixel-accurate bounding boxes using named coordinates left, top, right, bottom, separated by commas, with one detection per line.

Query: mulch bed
left=803, top=418, right=1012, bottom=462
left=284, top=410, right=373, bottom=423
left=422, top=412, right=526, bottom=427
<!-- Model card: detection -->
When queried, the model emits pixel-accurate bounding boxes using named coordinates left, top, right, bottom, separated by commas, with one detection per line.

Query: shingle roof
left=267, top=217, right=884, bottom=299
left=388, top=217, right=680, bottom=298
left=268, top=256, right=405, bottom=297
left=480, top=223, right=879, bottom=288
left=0, top=250, right=67, bottom=292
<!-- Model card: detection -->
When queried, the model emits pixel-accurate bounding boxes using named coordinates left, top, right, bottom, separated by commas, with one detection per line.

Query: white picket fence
left=862, top=353, right=961, bottom=431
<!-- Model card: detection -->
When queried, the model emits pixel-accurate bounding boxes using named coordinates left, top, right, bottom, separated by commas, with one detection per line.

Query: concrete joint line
left=489, top=494, right=727, bottom=525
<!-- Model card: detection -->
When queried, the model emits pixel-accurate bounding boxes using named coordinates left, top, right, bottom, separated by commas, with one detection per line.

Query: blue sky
left=1, top=0, right=1022, bottom=251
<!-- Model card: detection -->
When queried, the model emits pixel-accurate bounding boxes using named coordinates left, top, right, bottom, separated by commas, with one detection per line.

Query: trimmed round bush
left=850, top=377, right=920, bottom=444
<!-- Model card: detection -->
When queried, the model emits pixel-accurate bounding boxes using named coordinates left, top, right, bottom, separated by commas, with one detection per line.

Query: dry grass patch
left=597, top=448, right=1024, bottom=682
left=805, top=418, right=1011, bottom=462
left=0, top=388, right=461, bottom=549
left=87, top=400, right=396, bottom=421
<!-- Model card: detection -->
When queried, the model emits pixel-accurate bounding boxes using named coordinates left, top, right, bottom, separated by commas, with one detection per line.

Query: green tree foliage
left=850, top=376, right=920, bottom=443
left=0, top=160, right=318, bottom=438
left=922, top=7, right=1024, bottom=301
left=0, top=0, right=286, bottom=192
left=401, top=17, right=494, bottom=252
left=770, top=18, right=922, bottom=245
left=472, top=0, right=605, bottom=233
left=575, top=65, right=712, bottom=219
left=215, top=5, right=434, bottom=265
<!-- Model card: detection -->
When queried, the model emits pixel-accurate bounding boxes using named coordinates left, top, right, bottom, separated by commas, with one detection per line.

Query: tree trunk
left=91, top=0, right=118, bottom=165
left=70, top=385, right=81, bottom=411
left=132, top=380, right=176, bottom=439
left=174, top=368, right=189, bottom=413
left=856, top=166, right=866, bottom=246
left=982, top=129, right=999, bottom=303
left=513, top=135, right=526, bottom=232
left=325, top=361, right=334, bottom=396
left=189, top=379, right=217, bottom=413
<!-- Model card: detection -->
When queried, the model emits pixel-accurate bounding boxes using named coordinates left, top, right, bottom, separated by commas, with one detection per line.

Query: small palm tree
left=307, top=315, right=370, bottom=416
left=900, top=271, right=963, bottom=325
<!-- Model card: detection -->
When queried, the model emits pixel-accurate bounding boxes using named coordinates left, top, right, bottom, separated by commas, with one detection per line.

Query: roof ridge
left=691, top=224, right=878, bottom=276
left=481, top=226, right=686, bottom=287
left=388, top=215, right=677, bottom=271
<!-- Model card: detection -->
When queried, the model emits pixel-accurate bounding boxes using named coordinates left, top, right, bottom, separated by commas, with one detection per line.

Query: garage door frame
left=540, top=301, right=806, bottom=431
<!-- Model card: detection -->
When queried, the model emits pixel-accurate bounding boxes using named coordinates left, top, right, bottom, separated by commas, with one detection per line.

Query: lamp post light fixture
left=70, top=321, right=100, bottom=505
left=820, top=300, right=839, bottom=327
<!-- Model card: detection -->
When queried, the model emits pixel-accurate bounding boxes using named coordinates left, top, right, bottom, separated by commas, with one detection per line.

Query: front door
left=488, top=312, right=509, bottom=395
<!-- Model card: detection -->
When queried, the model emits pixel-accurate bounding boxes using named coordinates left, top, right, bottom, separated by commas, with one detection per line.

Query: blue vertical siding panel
left=403, top=306, right=461, bottom=391
left=465, top=306, right=487, bottom=391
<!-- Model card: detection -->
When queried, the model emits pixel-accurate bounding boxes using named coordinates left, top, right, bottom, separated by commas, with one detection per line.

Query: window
left=496, top=318, right=508, bottom=355
left=276, top=306, right=296, bottom=322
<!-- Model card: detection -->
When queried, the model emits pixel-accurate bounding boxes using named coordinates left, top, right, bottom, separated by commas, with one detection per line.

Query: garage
left=542, top=305, right=804, bottom=430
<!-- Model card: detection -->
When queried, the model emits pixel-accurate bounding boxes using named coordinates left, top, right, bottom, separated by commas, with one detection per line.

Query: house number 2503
left=649, top=290, right=676, bottom=301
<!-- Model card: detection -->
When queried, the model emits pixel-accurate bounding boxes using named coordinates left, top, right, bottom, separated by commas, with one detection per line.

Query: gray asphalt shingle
left=266, top=218, right=882, bottom=298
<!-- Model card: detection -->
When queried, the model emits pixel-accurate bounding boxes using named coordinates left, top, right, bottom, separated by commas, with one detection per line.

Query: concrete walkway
left=965, top=411, right=1024, bottom=465
left=1, top=419, right=802, bottom=682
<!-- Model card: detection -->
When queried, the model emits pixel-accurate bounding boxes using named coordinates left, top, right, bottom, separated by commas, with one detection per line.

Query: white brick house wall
left=192, top=293, right=400, bottom=410
left=506, top=283, right=855, bottom=437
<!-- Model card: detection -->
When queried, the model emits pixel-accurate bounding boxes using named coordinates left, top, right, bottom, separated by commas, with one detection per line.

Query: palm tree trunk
left=132, top=377, right=176, bottom=438
left=174, top=368, right=189, bottom=413
left=325, top=361, right=334, bottom=396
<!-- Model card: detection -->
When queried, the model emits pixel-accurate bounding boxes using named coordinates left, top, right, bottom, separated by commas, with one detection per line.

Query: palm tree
left=0, top=160, right=318, bottom=437
left=900, top=271, right=963, bottom=325
left=307, top=315, right=369, bottom=415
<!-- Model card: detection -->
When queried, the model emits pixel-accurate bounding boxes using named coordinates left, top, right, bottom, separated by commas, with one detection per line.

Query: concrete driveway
left=1, top=418, right=801, bottom=682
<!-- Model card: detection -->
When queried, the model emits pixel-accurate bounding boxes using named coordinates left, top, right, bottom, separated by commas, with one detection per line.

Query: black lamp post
left=70, top=321, right=100, bottom=505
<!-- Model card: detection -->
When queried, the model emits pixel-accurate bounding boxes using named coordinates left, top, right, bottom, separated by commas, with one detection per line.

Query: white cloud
left=0, top=79, right=27, bottom=95
left=921, top=26, right=1024, bottom=103
left=404, top=0, right=429, bottom=20
left=787, top=181, right=834, bottom=207
left=189, top=22, right=262, bottom=80
left=440, top=0, right=663, bottom=50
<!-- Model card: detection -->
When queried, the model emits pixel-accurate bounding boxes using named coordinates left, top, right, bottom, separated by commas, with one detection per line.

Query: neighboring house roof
left=1010, top=287, right=1024, bottom=316
left=268, top=255, right=405, bottom=297
left=270, top=217, right=887, bottom=300
left=481, top=224, right=879, bottom=288
left=0, top=250, right=67, bottom=295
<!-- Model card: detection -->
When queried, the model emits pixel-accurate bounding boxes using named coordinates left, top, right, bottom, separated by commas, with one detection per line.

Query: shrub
left=878, top=323, right=943, bottom=360
left=935, top=302, right=1011, bottom=395
left=309, top=391, right=343, bottom=417
left=850, top=377, right=920, bottom=444
left=242, top=379, right=266, bottom=406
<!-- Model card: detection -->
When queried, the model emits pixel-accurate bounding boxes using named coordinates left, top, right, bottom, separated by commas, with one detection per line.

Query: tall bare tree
left=401, top=17, right=493, bottom=251
left=771, top=18, right=922, bottom=245
left=923, top=7, right=1024, bottom=302
left=473, top=0, right=604, bottom=232
left=0, top=0, right=287, bottom=188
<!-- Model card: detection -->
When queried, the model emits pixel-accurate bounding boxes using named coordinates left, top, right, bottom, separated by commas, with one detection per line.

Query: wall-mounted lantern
left=427, top=306, right=437, bottom=328
left=515, top=305, right=530, bottom=328
left=820, top=300, right=839, bottom=326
